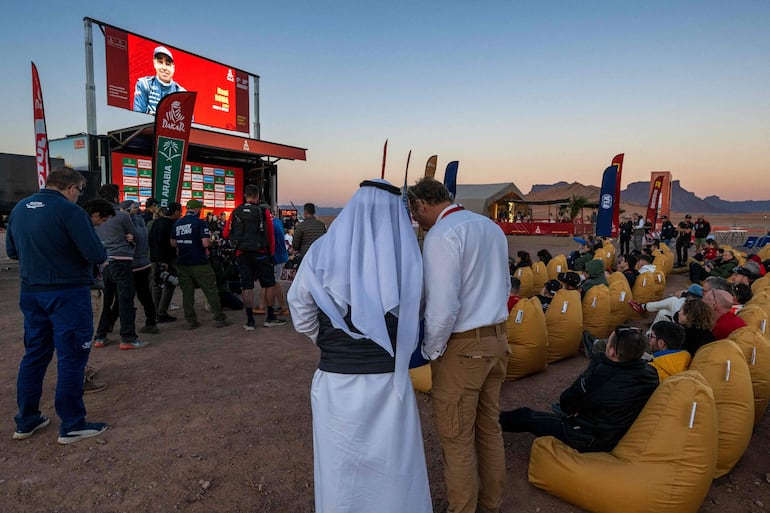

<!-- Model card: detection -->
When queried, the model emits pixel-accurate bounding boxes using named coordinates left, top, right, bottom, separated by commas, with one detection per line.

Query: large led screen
left=104, top=24, right=251, bottom=134
left=111, top=152, right=244, bottom=216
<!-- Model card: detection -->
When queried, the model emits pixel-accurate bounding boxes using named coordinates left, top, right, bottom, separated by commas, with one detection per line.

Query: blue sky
left=2, top=1, right=769, bottom=205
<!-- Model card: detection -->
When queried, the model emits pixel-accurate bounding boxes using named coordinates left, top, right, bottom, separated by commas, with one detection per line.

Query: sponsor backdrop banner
left=111, top=151, right=244, bottom=216
left=152, top=92, right=197, bottom=208
left=103, top=23, right=250, bottom=134
left=596, top=165, right=619, bottom=237
left=31, top=62, right=50, bottom=189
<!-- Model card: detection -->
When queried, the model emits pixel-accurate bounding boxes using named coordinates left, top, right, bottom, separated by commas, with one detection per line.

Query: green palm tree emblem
left=159, top=140, right=181, bottom=161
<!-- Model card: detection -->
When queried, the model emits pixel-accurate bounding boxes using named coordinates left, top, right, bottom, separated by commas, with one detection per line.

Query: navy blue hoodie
left=6, top=189, right=107, bottom=292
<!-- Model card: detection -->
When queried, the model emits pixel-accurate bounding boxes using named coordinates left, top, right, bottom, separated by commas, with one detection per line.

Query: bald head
left=704, top=288, right=734, bottom=315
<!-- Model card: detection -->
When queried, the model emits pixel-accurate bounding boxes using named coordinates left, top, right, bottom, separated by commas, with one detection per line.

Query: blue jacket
left=6, top=189, right=107, bottom=292
left=272, top=218, right=288, bottom=265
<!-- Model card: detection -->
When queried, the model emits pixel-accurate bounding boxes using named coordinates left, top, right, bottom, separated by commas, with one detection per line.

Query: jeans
left=133, top=267, right=156, bottom=326
left=17, top=287, right=93, bottom=435
left=95, top=260, right=137, bottom=342
left=499, top=407, right=600, bottom=453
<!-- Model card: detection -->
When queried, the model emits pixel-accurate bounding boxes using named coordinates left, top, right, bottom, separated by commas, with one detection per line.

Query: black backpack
left=229, top=203, right=268, bottom=251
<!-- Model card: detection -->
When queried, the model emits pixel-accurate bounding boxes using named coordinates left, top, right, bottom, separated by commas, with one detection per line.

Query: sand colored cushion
left=514, top=266, right=535, bottom=298
left=652, top=269, right=667, bottom=301
left=547, top=255, right=568, bottom=281
left=747, top=290, right=770, bottom=318
left=728, top=326, right=770, bottom=425
left=544, top=289, right=583, bottom=362
left=608, top=278, right=633, bottom=331
left=531, top=261, right=548, bottom=293
left=688, top=339, right=754, bottom=478
left=409, top=364, right=432, bottom=394
left=758, top=245, right=770, bottom=261
left=737, top=304, right=770, bottom=340
left=632, top=272, right=658, bottom=315
left=505, top=297, right=548, bottom=380
left=752, top=274, right=770, bottom=294
left=582, top=284, right=611, bottom=338
left=607, top=271, right=626, bottom=287
left=528, top=371, right=717, bottom=513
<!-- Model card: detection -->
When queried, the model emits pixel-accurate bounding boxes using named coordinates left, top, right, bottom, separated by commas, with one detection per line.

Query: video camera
left=155, top=265, right=179, bottom=287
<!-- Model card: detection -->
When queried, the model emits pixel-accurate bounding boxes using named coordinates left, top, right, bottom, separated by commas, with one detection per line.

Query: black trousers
left=619, top=236, right=630, bottom=256
left=499, top=407, right=602, bottom=453
left=675, top=238, right=689, bottom=264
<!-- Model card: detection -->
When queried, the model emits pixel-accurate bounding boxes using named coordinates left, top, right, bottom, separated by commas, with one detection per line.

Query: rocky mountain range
left=527, top=181, right=770, bottom=214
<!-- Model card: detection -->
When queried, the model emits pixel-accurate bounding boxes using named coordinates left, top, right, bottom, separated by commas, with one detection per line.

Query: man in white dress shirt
left=408, top=177, right=510, bottom=513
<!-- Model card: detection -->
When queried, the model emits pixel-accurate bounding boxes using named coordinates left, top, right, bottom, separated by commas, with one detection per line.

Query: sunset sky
left=2, top=1, right=768, bottom=206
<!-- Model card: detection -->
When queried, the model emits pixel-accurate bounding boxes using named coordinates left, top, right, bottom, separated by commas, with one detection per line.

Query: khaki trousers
left=430, top=323, right=508, bottom=513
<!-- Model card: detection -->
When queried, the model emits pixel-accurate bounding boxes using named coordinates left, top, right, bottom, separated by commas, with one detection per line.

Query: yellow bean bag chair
left=593, top=249, right=612, bottom=272
left=728, top=326, right=770, bottom=426
left=737, top=304, right=770, bottom=341
left=409, top=364, right=432, bottom=394
left=688, top=339, right=754, bottom=478
left=546, top=254, right=568, bottom=281
left=531, top=261, right=548, bottom=294
left=651, top=269, right=666, bottom=301
left=758, top=245, right=770, bottom=261
left=752, top=274, right=770, bottom=294
left=606, top=270, right=625, bottom=287
left=505, top=297, right=548, bottom=380
left=747, top=290, right=770, bottom=318
left=608, top=277, right=633, bottom=329
left=632, top=272, right=657, bottom=317
left=582, top=284, right=611, bottom=338
left=602, top=241, right=616, bottom=266
left=544, top=289, right=582, bottom=362
left=514, top=266, right=534, bottom=298
left=528, top=370, right=717, bottom=513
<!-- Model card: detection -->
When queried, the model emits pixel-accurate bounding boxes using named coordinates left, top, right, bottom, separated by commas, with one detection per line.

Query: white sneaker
left=168, top=303, right=180, bottom=311
left=243, top=323, right=256, bottom=331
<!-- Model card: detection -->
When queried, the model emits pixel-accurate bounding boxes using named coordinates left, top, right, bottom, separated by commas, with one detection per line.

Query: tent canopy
left=455, top=183, right=525, bottom=216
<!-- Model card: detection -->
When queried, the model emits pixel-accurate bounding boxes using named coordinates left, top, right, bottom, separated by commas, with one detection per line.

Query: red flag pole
left=31, top=62, right=50, bottom=190
left=381, top=139, right=388, bottom=179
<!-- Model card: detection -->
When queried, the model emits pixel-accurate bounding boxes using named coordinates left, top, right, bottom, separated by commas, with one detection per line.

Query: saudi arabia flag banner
left=152, top=91, right=197, bottom=207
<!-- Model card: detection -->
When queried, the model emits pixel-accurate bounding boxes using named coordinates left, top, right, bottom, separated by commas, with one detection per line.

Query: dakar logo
left=227, top=69, right=235, bottom=82
left=243, top=140, right=250, bottom=151
left=161, top=101, right=186, bottom=132
left=601, top=193, right=613, bottom=209
left=159, top=139, right=182, bottom=161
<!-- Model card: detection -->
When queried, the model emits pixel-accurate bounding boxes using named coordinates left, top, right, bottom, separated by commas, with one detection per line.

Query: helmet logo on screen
left=162, top=101, right=186, bottom=132
left=601, top=193, right=613, bottom=210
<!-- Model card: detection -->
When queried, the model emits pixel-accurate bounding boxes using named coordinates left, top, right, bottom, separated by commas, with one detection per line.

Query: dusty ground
left=0, top=234, right=769, bottom=513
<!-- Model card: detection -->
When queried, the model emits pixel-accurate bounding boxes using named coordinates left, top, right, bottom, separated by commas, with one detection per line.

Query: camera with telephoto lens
left=155, top=266, right=179, bottom=287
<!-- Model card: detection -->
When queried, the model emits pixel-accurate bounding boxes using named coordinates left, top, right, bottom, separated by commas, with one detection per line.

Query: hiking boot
left=93, top=338, right=109, bottom=348
left=140, top=325, right=160, bottom=334
left=83, top=381, right=107, bottom=394
left=186, top=321, right=200, bottom=330
left=215, top=318, right=232, bottom=328
left=264, top=318, right=287, bottom=328
left=13, top=416, right=50, bottom=440
left=156, top=314, right=177, bottom=323
left=243, top=323, right=256, bottom=331
left=119, top=340, right=149, bottom=350
left=57, top=422, right=108, bottom=445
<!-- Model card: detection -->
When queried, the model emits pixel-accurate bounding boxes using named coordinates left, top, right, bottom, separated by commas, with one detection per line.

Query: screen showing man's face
left=154, top=55, right=175, bottom=84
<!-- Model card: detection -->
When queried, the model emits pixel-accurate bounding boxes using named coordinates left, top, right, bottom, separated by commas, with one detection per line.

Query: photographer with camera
left=148, top=202, right=182, bottom=323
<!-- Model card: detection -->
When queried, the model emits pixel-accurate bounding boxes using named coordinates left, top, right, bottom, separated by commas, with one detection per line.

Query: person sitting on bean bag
left=499, top=326, right=659, bottom=452
left=648, top=321, right=691, bottom=381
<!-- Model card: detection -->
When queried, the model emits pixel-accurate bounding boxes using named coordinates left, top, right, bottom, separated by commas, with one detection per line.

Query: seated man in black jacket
left=499, top=325, right=659, bottom=452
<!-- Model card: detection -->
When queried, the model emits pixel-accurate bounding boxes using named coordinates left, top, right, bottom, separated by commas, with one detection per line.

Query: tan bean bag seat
left=544, top=289, right=582, bottom=362
left=737, top=304, right=770, bottom=341
left=652, top=250, right=674, bottom=276
left=528, top=370, right=717, bottom=513
left=688, top=340, right=754, bottom=477
left=758, top=245, right=770, bottom=261
left=602, top=241, right=616, bottom=267
left=752, top=274, right=770, bottom=294
left=594, top=248, right=613, bottom=271
left=582, top=284, right=611, bottom=338
left=606, top=270, right=625, bottom=287
left=632, top=272, right=657, bottom=318
left=531, top=261, right=548, bottom=294
left=747, top=290, right=770, bottom=318
left=728, top=326, right=770, bottom=425
left=514, top=266, right=535, bottom=298
left=546, top=254, right=568, bottom=281
left=608, top=277, right=633, bottom=329
left=409, top=364, right=432, bottom=394
left=651, top=269, right=666, bottom=301
left=505, top=297, right=548, bottom=380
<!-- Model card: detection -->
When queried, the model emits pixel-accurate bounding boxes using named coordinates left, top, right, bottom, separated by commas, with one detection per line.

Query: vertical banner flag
left=424, top=155, right=438, bottom=179
left=610, top=153, right=624, bottom=237
left=401, top=150, right=412, bottom=208
left=650, top=171, right=672, bottom=222
left=596, top=165, right=619, bottom=237
left=31, top=62, right=50, bottom=189
left=152, top=92, right=197, bottom=208
left=381, top=139, right=388, bottom=179
left=444, top=161, right=459, bottom=199
left=646, top=174, right=665, bottom=227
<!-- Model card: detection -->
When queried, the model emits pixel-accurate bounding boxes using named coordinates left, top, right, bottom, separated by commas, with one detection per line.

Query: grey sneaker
left=119, top=340, right=149, bottom=350
left=264, top=318, right=287, bottom=327
left=13, top=416, right=50, bottom=440
left=57, top=422, right=108, bottom=445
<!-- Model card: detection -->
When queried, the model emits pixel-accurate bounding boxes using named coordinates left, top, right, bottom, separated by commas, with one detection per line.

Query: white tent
left=454, top=183, right=525, bottom=217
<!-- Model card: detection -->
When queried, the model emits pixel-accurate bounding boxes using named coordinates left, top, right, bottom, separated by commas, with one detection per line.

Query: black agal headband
left=359, top=180, right=401, bottom=196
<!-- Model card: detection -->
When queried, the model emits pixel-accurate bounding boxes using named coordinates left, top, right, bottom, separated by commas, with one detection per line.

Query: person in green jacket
left=689, top=248, right=738, bottom=283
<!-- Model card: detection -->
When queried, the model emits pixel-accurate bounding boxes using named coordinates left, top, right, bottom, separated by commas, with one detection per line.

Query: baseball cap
left=154, top=46, right=174, bottom=61
left=557, top=271, right=582, bottom=288
left=685, top=214, right=692, bottom=219
left=685, top=284, right=703, bottom=298
left=573, top=237, right=588, bottom=246
left=732, top=266, right=757, bottom=279
left=186, top=199, right=204, bottom=209
left=145, top=198, right=159, bottom=208
left=119, top=200, right=140, bottom=211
